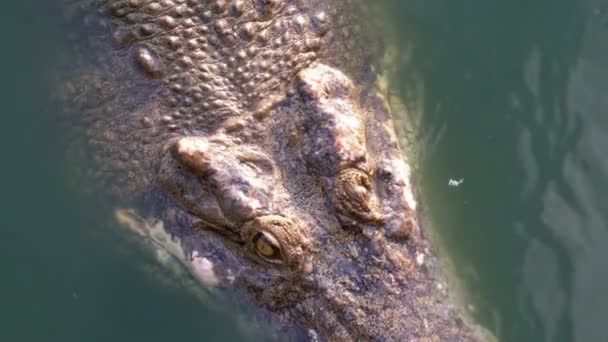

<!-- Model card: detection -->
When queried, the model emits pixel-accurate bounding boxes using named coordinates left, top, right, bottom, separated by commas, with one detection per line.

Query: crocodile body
left=57, top=0, right=491, bottom=340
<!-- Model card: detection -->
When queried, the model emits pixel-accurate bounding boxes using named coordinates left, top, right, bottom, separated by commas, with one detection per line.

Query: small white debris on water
left=190, top=251, right=220, bottom=288
left=448, top=178, right=464, bottom=187
left=416, top=252, right=425, bottom=265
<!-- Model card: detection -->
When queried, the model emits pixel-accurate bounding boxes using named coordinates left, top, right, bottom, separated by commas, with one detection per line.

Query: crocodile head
left=151, top=63, right=427, bottom=340
left=57, top=0, right=488, bottom=340
left=109, top=63, right=475, bottom=341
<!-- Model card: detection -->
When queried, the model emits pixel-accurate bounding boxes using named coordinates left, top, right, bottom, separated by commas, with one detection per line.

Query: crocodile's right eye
left=242, top=215, right=308, bottom=269
left=252, top=231, right=282, bottom=262
left=333, top=168, right=381, bottom=222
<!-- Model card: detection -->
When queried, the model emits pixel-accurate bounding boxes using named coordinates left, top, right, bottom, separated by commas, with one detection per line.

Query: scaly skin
left=56, top=0, right=492, bottom=340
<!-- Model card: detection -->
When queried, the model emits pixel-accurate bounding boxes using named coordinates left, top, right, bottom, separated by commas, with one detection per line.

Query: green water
left=2, top=2, right=250, bottom=341
left=388, top=0, right=608, bottom=341
left=3, top=0, right=608, bottom=341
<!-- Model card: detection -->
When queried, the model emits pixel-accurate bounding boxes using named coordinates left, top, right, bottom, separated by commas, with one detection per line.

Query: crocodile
left=56, top=0, right=493, bottom=340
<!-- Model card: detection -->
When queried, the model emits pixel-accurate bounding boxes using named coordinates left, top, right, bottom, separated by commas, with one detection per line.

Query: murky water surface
left=3, top=0, right=608, bottom=341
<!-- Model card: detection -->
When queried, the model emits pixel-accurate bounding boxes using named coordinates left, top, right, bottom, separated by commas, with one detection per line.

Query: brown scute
left=107, top=0, right=327, bottom=132
left=135, top=47, right=163, bottom=78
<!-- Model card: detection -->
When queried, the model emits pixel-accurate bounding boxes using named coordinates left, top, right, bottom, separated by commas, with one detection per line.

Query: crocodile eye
left=242, top=215, right=307, bottom=269
left=253, top=232, right=282, bottom=261
left=333, top=168, right=381, bottom=222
